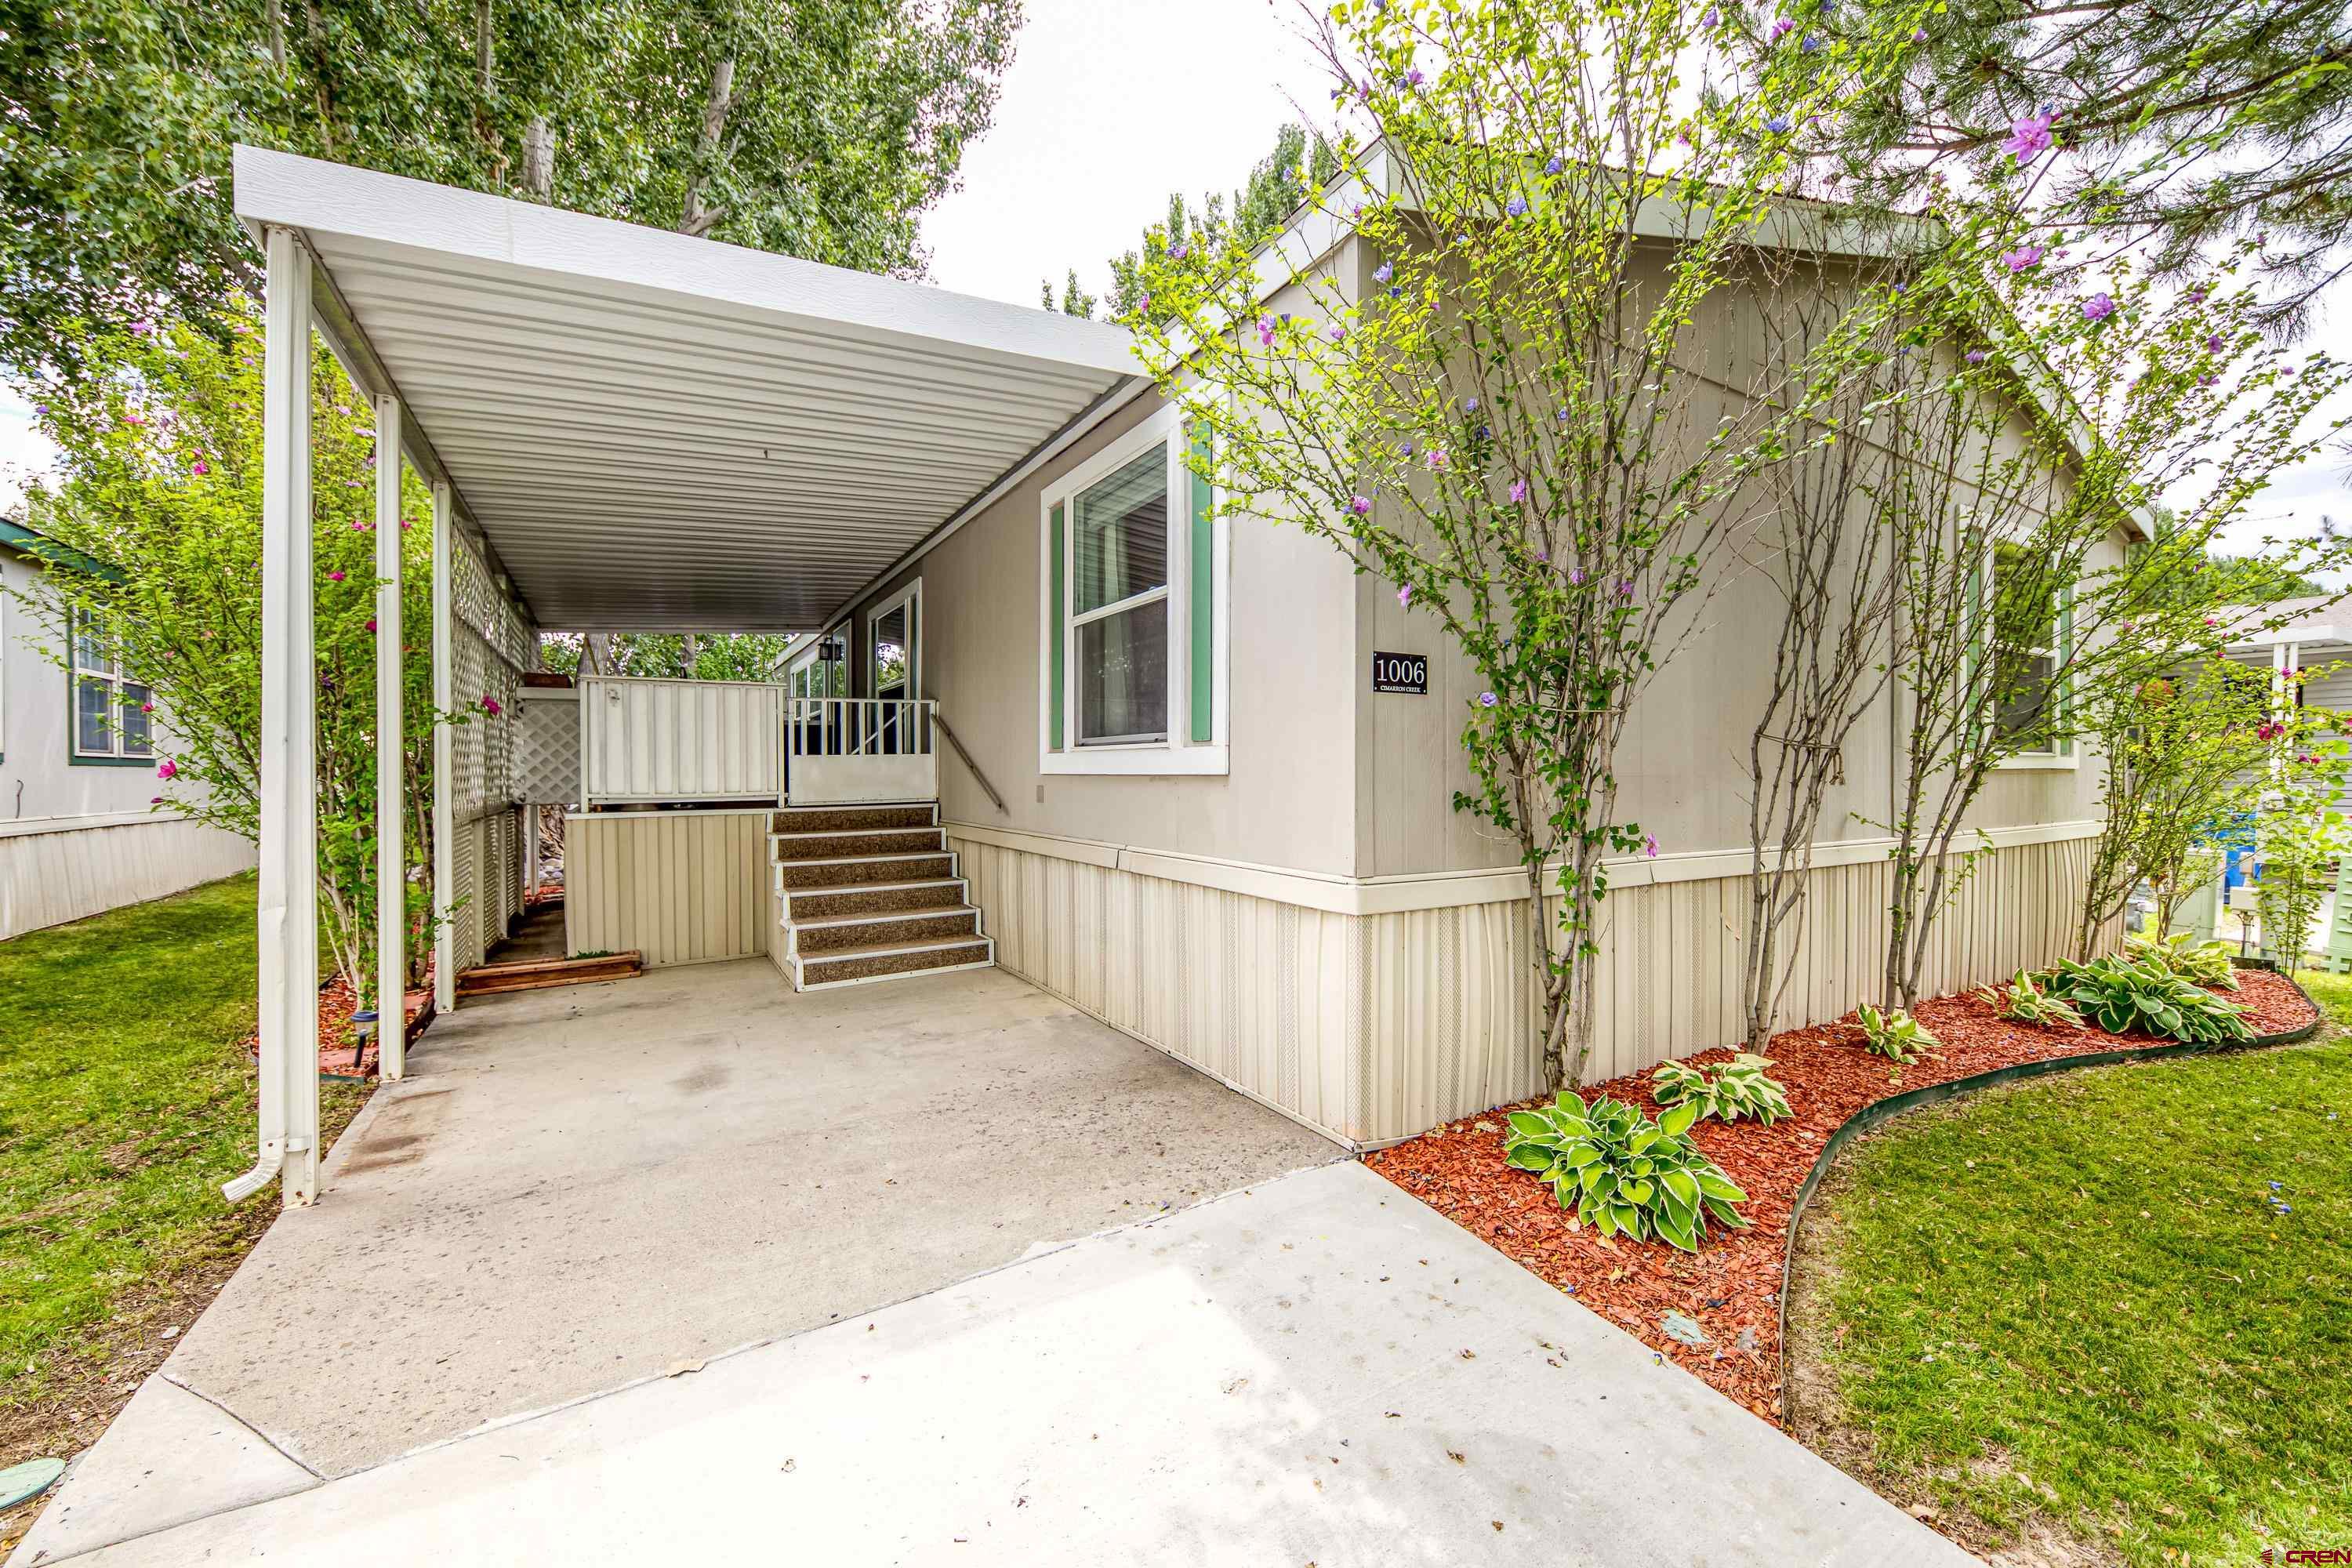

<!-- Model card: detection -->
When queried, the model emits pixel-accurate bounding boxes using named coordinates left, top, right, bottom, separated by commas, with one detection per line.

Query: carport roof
left=231, top=145, right=1144, bottom=631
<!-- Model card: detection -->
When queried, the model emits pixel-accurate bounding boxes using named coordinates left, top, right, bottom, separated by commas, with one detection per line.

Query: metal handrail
left=931, top=710, right=1007, bottom=815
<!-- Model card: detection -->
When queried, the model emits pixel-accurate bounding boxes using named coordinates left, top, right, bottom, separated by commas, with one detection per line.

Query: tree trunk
left=265, top=0, right=285, bottom=67
left=680, top=55, right=737, bottom=237
left=521, top=116, right=555, bottom=201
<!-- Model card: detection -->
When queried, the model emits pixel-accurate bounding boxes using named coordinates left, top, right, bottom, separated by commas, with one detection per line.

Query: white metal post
left=432, top=480, right=457, bottom=1014
left=374, top=394, right=407, bottom=1080
left=226, top=224, right=321, bottom=1207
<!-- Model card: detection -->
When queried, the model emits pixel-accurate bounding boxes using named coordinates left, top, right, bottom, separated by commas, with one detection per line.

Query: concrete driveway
left=14, top=959, right=1973, bottom=1566
left=20, top=1160, right=1970, bottom=1566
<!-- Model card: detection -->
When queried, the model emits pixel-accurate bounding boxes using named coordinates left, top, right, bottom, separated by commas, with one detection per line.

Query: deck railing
left=784, top=699, right=938, bottom=805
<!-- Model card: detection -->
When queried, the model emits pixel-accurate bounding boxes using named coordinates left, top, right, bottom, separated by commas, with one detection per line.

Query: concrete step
left=771, top=827, right=945, bottom=861
left=786, top=877, right=970, bottom=921
left=771, top=803, right=937, bottom=833
left=774, top=851, right=956, bottom=890
left=793, top=935, right=995, bottom=989
left=791, top=907, right=982, bottom=956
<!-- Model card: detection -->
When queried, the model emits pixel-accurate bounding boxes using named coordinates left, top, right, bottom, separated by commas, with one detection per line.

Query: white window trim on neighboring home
left=69, top=608, right=155, bottom=766
left=1037, top=401, right=1229, bottom=777
left=786, top=626, right=849, bottom=702
left=868, top=579, right=921, bottom=700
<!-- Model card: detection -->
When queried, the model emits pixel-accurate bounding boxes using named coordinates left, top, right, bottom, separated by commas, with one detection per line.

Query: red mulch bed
left=238, top=972, right=436, bottom=1082
left=1364, top=967, right=2318, bottom=1426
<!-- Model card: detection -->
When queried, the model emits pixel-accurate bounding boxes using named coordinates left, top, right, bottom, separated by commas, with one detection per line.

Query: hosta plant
left=2046, top=955, right=2255, bottom=1044
left=1501, top=1093, right=1748, bottom=1253
left=1975, top=968, right=2085, bottom=1029
left=1650, top=1053, right=1791, bottom=1125
left=2122, top=931, right=2241, bottom=991
left=1856, top=1003, right=1939, bottom=1064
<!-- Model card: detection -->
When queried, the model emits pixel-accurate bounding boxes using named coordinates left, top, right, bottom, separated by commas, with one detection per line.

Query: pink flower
left=1257, top=317, right=1276, bottom=347
left=1769, top=16, right=1795, bottom=38
left=191, top=458, right=209, bottom=476
left=156, top=760, right=178, bottom=781
left=2002, top=108, right=2055, bottom=164
left=2080, top=292, right=2115, bottom=322
left=1348, top=495, right=1371, bottom=516
left=1569, top=568, right=1586, bottom=586
left=140, top=702, right=153, bottom=713
left=121, top=412, right=145, bottom=428
left=2001, top=246, right=2043, bottom=273
left=1397, top=584, right=1414, bottom=609
left=129, top=319, right=154, bottom=336
left=351, top=520, right=371, bottom=532
left=150, top=796, right=164, bottom=805
left=481, top=695, right=502, bottom=716
left=1508, top=477, right=1529, bottom=504
left=1425, top=447, right=1450, bottom=470
left=328, top=569, right=346, bottom=582
left=1643, top=833, right=1659, bottom=858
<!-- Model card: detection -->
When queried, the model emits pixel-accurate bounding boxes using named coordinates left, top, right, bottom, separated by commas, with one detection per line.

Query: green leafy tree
left=8, top=307, right=445, bottom=1007
left=1092, top=122, right=1341, bottom=323
left=0, top=0, right=1021, bottom=376
left=2253, top=730, right=2352, bottom=975
left=1131, top=0, right=1930, bottom=1087
left=550, top=630, right=795, bottom=680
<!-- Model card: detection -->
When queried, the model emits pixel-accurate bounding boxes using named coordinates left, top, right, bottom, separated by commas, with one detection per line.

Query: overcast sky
left=3, top=0, right=2343, bottom=564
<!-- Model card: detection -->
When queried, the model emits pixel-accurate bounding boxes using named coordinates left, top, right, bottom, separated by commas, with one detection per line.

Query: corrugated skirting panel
left=0, top=818, right=257, bottom=942
left=951, top=831, right=2107, bottom=1146
left=564, top=811, right=772, bottom=967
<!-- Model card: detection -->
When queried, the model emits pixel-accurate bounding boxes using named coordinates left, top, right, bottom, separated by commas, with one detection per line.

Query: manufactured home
left=0, top=516, right=256, bottom=939
left=225, top=145, right=2118, bottom=1204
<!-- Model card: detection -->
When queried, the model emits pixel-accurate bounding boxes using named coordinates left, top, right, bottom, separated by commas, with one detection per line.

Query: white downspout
left=375, top=394, right=408, bottom=1080
left=227, top=224, right=321, bottom=1206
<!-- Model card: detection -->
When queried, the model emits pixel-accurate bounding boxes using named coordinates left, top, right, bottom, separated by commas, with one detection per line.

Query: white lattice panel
left=445, top=527, right=532, bottom=971
left=516, top=690, right=581, bottom=804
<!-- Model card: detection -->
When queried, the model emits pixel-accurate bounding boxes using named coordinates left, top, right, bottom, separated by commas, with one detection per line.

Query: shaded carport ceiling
left=232, top=146, right=1143, bottom=631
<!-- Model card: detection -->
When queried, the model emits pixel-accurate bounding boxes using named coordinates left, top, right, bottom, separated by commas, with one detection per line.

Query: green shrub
left=2047, top=954, right=2255, bottom=1044
left=1857, top=1002, right=1939, bottom=1064
left=1502, top=1092, right=1748, bottom=1252
left=1650, top=1052, right=1791, bottom=1124
left=1975, top=967, right=2085, bottom=1029
left=2123, top=930, right=2241, bottom=990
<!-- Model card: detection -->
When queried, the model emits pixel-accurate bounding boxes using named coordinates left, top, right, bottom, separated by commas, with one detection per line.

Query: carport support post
left=432, top=479, right=456, bottom=1015
left=375, top=394, right=407, bottom=1080
left=234, top=224, right=321, bottom=1207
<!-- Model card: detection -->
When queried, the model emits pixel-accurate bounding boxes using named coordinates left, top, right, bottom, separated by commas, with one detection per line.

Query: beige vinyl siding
left=564, top=809, right=773, bottom=967
left=0, top=815, right=256, bottom=942
left=951, top=826, right=2109, bottom=1145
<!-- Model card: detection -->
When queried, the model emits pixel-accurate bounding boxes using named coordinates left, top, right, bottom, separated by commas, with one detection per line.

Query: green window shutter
left=1188, top=424, right=1214, bottom=745
left=1047, top=502, right=1065, bottom=751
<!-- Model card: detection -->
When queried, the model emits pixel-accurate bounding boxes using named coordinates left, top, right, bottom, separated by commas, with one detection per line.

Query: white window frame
left=70, top=608, right=155, bottom=764
left=868, top=579, right=922, bottom=700
left=786, top=627, right=849, bottom=701
left=1987, top=548, right=2078, bottom=771
left=1037, top=402, right=1229, bottom=777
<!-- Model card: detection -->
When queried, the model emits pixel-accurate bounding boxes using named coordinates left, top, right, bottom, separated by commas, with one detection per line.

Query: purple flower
left=1169, top=244, right=1189, bottom=261
left=2206, top=334, right=2224, bottom=352
left=1799, top=33, right=1822, bottom=53
left=2185, top=286, right=2208, bottom=305
left=1397, top=584, right=1414, bottom=608
left=1545, top=155, right=1565, bottom=174
left=1399, top=439, right=1416, bottom=457
left=1257, top=317, right=1276, bottom=347
left=1703, top=6, right=1720, bottom=24
left=1330, top=324, right=1348, bottom=343
left=1509, top=477, right=1529, bottom=503
left=1348, top=495, right=1372, bottom=516
left=1966, top=348, right=1988, bottom=365
left=129, top=319, right=154, bottom=336
left=1478, top=691, right=1498, bottom=708
left=2081, top=292, right=2115, bottom=322
left=2199, top=372, right=2218, bottom=387
left=1505, top=195, right=1529, bottom=217
left=1374, top=262, right=1394, bottom=285
left=2002, top=108, right=2055, bottom=164
left=1570, top=568, right=1587, bottom=586
left=1618, top=579, right=1635, bottom=597
left=1406, top=67, right=1425, bottom=87
left=1643, top=833, right=1660, bottom=858
left=1911, top=26, right=1928, bottom=41
left=1462, top=395, right=1479, bottom=412
left=1770, top=16, right=1795, bottom=38
left=1766, top=115, right=1792, bottom=135
left=2002, top=245, right=2044, bottom=273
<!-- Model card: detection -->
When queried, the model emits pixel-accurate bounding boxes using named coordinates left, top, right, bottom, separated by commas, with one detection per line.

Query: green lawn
left=1790, top=980, right=2350, bottom=1567
left=0, top=874, right=368, bottom=1424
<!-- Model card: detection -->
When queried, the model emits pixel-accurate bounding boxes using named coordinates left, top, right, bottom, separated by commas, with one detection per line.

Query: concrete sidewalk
left=23, top=1163, right=1976, bottom=1567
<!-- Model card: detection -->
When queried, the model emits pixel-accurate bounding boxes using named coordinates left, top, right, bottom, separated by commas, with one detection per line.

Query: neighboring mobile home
left=0, top=517, right=256, bottom=940
left=226, top=145, right=2122, bottom=1203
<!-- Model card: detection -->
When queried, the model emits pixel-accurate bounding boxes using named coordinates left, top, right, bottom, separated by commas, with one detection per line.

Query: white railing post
left=374, top=392, right=407, bottom=1081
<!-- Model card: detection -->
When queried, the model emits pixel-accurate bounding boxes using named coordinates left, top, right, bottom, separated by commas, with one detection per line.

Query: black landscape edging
left=1773, top=968, right=2322, bottom=1420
